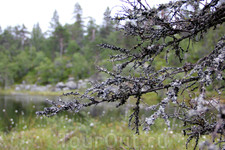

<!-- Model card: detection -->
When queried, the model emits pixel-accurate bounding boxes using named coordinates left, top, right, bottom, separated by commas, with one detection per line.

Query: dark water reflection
left=0, top=95, right=153, bottom=132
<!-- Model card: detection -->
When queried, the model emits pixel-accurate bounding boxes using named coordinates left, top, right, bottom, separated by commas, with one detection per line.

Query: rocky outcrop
left=14, top=77, right=90, bottom=92
left=15, top=83, right=52, bottom=92
left=65, top=81, right=77, bottom=89
left=77, top=79, right=88, bottom=89
left=55, top=82, right=66, bottom=89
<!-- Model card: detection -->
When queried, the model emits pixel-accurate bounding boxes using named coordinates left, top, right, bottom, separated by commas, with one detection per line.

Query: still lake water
left=0, top=94, right=152, bottom=132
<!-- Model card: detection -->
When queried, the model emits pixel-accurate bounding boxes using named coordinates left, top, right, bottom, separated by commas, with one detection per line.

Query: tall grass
left=0, top=111, right=210, bottom=150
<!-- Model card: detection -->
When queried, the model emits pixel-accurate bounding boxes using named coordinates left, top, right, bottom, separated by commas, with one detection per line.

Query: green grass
left=0, top=112, right=212, bottom=150
left=0, top=86, right=224, bottom=149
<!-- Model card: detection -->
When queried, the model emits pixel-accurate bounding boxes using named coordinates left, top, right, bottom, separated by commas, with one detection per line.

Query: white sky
left=0, top=0, right=169, bottom=33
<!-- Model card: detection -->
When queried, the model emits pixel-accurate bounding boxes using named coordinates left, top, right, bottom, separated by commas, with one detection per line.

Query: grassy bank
left=0, top=112, right=210, bottom=150
left=0, top=87, right=223, bottom=149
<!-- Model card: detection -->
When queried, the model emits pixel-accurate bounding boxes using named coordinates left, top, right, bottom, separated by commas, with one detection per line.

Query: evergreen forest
left=0, top=2, right=224, bottom=90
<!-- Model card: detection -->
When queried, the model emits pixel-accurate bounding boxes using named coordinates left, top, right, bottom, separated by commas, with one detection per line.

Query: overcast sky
left=0, top=0, right=169, bottom=33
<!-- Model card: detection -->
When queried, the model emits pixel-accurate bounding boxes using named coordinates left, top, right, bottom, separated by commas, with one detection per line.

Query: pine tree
left=31, top=22, right=44, bottom=52
left=49, top=10, right=60, bottom=34
left=68, top=2, right=84, bottom=47
left=53, top=24, right=69, bottom=57
left=19, top=24, right=30, bottom=50
left=100, top=7, right=115, bottom=39
left=86, top=17, right=98, bottom=42
left=48, top=10, right=69, bottom=58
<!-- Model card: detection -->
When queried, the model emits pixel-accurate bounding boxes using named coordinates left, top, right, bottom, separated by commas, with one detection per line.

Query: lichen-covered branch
left=37, top=0, right=225, bottom=149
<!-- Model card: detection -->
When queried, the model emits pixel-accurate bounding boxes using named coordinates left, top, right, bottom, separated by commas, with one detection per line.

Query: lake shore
left=0, top=88, right=75, bottom=96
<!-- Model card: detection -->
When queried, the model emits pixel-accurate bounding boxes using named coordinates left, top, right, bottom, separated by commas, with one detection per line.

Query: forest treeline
left=0, top=2, right=224, bottom=88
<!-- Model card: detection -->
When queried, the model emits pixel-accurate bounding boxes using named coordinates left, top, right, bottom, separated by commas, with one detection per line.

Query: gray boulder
left=15, top=86, right=21, bottom=91
left=68, top=77, right=74, bottom=81
left=24, top=85, right=31, bottom=90
left=56, top=82, right=66, bottom=89
left=63, top=87, right=70, bottom=91
left=46, top=84, right=52, bottom=89
left=30, top=85, right=48, bottom=92
left=65, top=81, right=77, bottom=89
left=77, top=79, right=88, bottom=89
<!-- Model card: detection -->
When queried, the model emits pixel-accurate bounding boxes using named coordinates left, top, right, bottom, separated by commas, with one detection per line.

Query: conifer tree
left=49, top=10, right=60, bottom=33
left=48, top=10, right=69, bottom=57
left=100, top=7, right=115, bottom=39
left=69, top=2, right=84, bottom=47
left=31, top=22, right=44, bottom=52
